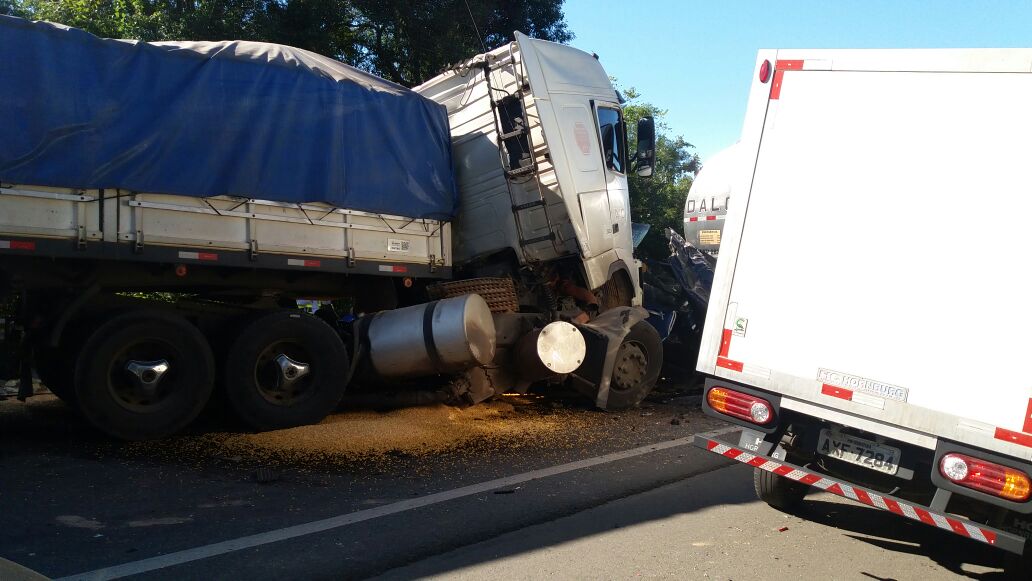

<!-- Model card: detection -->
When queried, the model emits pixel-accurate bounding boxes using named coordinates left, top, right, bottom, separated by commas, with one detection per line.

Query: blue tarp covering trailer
left=0, top=16, right=458, bottom=220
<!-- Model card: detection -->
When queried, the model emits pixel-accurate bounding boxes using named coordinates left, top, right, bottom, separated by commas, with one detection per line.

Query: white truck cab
left=416, top=33, right=655, bottom=303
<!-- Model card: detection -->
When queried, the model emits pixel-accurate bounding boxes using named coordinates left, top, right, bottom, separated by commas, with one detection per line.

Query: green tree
left=622, top=87, right=701, bottom=260
left=6, top=0, right=572, bottom=87
left=349, top=0, right=572, bottom=85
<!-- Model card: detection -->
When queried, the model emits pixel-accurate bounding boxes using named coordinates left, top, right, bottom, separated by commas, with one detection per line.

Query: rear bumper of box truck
left=693, top=430, right=1027, bottom=554
left=697, top=376, right=1032, bottom=555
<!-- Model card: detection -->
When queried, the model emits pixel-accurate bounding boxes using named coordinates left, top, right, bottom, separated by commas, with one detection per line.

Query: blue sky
left=563, top=0, right=1032, bottom=163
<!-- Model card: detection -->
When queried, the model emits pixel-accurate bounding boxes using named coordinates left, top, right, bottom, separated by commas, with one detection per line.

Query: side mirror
left=634, top=116, right=655, bottom=177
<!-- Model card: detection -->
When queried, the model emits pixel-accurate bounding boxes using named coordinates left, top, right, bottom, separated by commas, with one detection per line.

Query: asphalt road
left=0, top=386, right=1018, bottom=580
left=379, top=466, right=1012, bottom=580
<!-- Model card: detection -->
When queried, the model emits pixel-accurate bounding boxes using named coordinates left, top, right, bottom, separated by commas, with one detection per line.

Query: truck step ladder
left=482, top=44, right=563, bottom=257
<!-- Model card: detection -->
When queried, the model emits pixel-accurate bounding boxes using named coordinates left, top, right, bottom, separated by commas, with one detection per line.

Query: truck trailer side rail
left=0, top=184, right=452, bottom=279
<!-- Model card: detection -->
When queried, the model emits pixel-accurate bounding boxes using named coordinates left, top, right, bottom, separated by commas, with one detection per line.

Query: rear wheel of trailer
left=73, top=311, right=215, bottom=440
left=223, top=310, right=349, bottom=431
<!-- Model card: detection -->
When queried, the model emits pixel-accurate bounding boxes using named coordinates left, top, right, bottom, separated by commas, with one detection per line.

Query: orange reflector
left=940, top=453, right=1032, bottom=502
left=706, top=386, right=774, bottom=426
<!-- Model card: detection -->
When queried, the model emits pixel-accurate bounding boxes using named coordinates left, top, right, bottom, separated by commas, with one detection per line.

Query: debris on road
left=254, top=467, right=279, bottom=484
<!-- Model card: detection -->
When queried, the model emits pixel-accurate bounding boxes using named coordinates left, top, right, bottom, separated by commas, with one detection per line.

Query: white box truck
left=0, top=17, right=662, bottom=440
left=694, top=50, right=1032, bottom=557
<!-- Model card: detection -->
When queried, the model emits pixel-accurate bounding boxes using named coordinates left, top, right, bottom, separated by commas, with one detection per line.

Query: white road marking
left=57, top=425, right=740, bottom=581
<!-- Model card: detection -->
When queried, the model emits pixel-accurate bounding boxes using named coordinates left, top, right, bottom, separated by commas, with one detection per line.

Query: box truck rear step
left=693, top=433, right=1027, bottom=554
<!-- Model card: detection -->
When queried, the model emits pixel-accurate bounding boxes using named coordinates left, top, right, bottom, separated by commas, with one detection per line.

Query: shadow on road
left=796, top=498, right=1012, bottom=579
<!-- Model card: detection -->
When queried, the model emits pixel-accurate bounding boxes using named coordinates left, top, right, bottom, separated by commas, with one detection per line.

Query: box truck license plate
left=818, top=429, right=900, bottom=475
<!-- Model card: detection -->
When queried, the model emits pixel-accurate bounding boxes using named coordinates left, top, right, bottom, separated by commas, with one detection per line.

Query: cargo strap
left=421, top=301, right=445, bottom=373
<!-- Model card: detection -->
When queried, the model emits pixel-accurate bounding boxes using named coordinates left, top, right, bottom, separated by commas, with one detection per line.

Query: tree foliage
left=622, top=87, right=701, bottom=260
left=3, top=0, right=571, bottom=87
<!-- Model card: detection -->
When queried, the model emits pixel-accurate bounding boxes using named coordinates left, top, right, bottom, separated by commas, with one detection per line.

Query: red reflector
left=758, top=59, right=772, bottom=83
left=776, top=59, right=804, bottom=71
left=940, top=453, right=1032, bottom=502
left=707, top=386, right=774, bottom=426
left=0, top=240, right=36, bottom=250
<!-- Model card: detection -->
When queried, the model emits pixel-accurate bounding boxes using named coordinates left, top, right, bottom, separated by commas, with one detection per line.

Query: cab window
left=595, top=105, right=626, bottom=174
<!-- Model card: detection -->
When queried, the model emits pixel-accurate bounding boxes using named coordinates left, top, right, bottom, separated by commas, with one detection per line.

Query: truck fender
left=573, top=305, right=649, bottom=408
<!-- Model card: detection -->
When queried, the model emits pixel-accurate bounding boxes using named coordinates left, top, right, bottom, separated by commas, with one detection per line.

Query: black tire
left=224, top=311, right=349, bottom=431
left=604, top=320, right=664, bottom=410
left=74, top=311, right=215, bottom=440
left=34, top=319, right=93, bottom=408
left=35, top=346, right=78, bottom=407
left=1004, top=544, right=1032, bottom=577
left=754, top=467, right=809, bottom=511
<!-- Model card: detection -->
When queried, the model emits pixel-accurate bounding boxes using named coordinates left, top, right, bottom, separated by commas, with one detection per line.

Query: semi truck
left=0, top=16, right=662, bottom=440
left=694, top=50, right=1032, bottom=559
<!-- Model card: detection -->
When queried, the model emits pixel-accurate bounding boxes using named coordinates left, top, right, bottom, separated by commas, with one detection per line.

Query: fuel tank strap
left=421, top=300, right=444, bottom=372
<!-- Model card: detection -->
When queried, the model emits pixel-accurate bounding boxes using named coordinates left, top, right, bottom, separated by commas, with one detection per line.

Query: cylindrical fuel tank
left=514, top=321, right=587, bottom=381
left=366, top=294, right=496, bottom=378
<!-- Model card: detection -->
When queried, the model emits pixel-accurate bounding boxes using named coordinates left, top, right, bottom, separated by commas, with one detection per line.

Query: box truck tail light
left=939, top=453, right=1032, bottom=502
left=707, top=386, right=773, bottom=425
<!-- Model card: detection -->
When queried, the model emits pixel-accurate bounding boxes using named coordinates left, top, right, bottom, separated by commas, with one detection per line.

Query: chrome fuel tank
left=366, top=294, right=496, bottom=378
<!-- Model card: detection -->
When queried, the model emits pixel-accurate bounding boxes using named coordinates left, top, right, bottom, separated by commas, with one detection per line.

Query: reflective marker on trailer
left=287, top=259, right=322, bottom=267
left=378, top=265, right=408, bottom=273
left=0, top=240, right=36, bottom=250
left=716, top=327, right=744, bottom=372
left=819, top=383, right=886, bottom=409
left=996, top=426, right=1032, bottom=448
left=769, top=60, right=805, bottom=101
left=177, top=251, right=218, bottom=261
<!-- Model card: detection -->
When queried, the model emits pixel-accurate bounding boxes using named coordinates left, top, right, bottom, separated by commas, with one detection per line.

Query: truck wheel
left=35, top=346, right=78, bottom=407
left=224, top=311, right=349, bottom=431
left=754, top=467, right=809, bottom=511
left=604, top=321, right=663, bottom=410
left=74, top=312, right=215, bottom=440
left=1004, top=544, right=1032, bottom=576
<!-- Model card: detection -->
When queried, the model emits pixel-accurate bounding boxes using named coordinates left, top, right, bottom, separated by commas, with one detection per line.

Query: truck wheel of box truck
left=753, top=466, right=809, bottom=512
left=224, top=311, right=349, bottom=431
left=603, top=321, right=664, bottom=410
left=73, top=311, right=215, bottom=440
